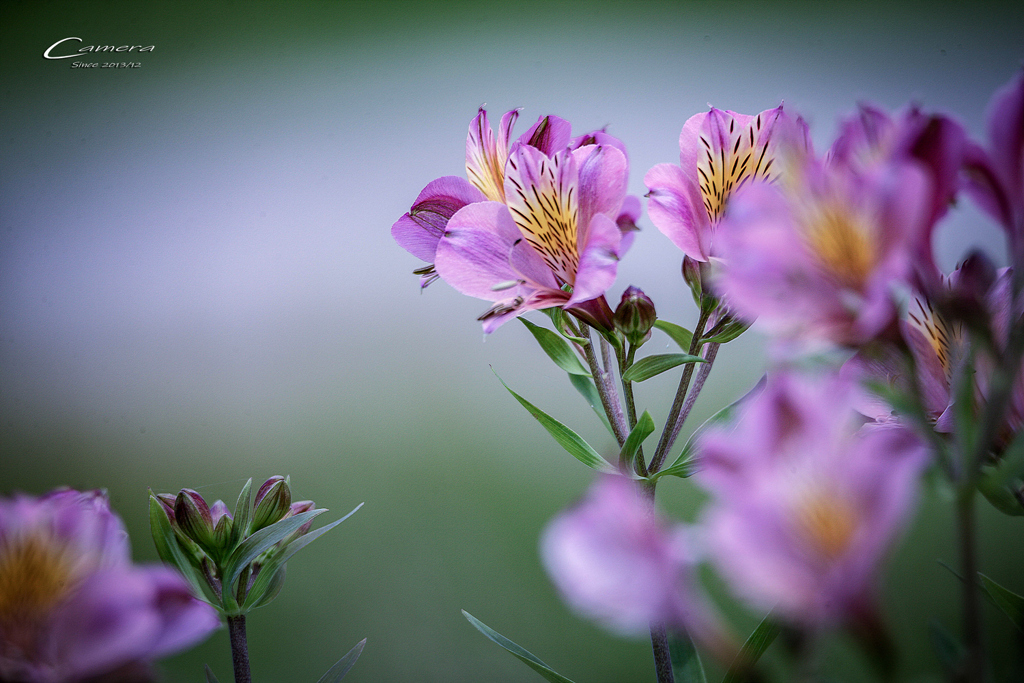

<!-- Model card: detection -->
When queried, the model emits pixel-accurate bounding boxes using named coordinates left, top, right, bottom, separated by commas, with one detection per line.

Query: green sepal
left=928, top=619, right=965, bottom=677
left=462, top=610, right=576, bottom=683
left=247, top=564, right=286, bottom=611
left=668, top=631, right=706, bottom=683
left=568, top=374, right=615, bottom=438
left=979, top=573, right=1024, bottom=633
left=543, top=307, right=587, bottom=343
left=978, top=429, right=1024, bottom=516
left=622, top=353, right=705, bottom=383
left=653, top=320, right=693, bottom=352
left=317, top=638, right=367, bottom=683
left=701, top=318, right=751, bottom=345
left=231, top=478, right=253, bottom=545
left=204, top=665, right=221, bottom=683
left=722, top=611, right=780, bottom=683
left=242, top=503, right=363, bottom=610
left=221, top=508, right=326, bottom=611
left=620, top=411, right=655, bottom=472
left=495, top=370, right=615, bottom=473
left=521, top=318, right=591, bottom=376
left=148, top=493, right=219, bottom=605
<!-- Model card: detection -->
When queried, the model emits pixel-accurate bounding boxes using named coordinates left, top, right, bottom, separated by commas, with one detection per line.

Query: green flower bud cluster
left=149, top=476, right=360, bottom=617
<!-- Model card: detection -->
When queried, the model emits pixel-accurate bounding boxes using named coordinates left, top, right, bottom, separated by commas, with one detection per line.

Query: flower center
left=803, top=204, right=877, bottom=290
left=792, top=489, right=858, bottom=561
left=0, top=533, right=79, bottom=652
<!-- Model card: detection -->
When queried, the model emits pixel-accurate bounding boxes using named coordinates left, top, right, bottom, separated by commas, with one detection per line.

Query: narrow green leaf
left=462, top=611, right=576, bottom=683
left=654, top=456, right=698, bottom=480
left=620, top=411, right=655, bottom=471
left=242, top=504, right=363, bottom=610
left=622, top=354, right=705, bottom=383
left=317, top=638, right=367, bottom=683
left=222, top=509, right=326, bottom=597
left=927, top=619, right=965, bottom=676
left=521, top=318, right=591, bottom=376
left=668, top=631, right=706, bottom=683
left=979, top=573, right=1024, bottom=633
left=495, top=371, right=615, bottom=473
left=204, top=665, right=221, bottom=683
left=654, top=320, right=693, bottom=351
left=247, top=564, right=287, bottom=610
left=722, top=612, right=781, bottom=683
left=568, top=374, right=615, bottom=437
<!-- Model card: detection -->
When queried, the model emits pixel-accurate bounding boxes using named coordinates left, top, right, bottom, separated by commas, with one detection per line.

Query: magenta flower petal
left=435, top=201, right=539, bottom=300
left=518, top=113, right=573, bottom=156
left=49, top=566, right=219, bottom=680
left=392, top=176, right=487, bottom=263
left=645, top=162, right=711, bottom=259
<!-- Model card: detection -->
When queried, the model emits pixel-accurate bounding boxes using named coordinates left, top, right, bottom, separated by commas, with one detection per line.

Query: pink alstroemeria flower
left=0, top=489, right=219, bottom=683
left=711, top=134, right=932, bottom=347
left=963, top=71, right=1024, bottom=256
left=541, top=476, right=727, bottom=653
left=696, top=371, right=928, bottom=629
left=829, top=102, right=968, bottom=291
left=433, top=117, right=632, bottom=332
left=644, top=105, right=805, bottom=262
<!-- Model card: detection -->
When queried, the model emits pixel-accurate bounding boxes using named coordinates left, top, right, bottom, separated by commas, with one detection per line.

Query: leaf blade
left=520, top=318, right=591, bottom=377
left=622, top=354, right=705, bottom=383
left=316, top=638, right=367, bottom=683
left=495, top=371, right=615, bottom=473
left=462, top=611, right=576, bottom=683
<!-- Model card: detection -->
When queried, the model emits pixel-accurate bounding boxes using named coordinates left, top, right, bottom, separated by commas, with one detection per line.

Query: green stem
left=956, top=488, right=984, bottom=683
left=618, top=343, right=648, bottom=476
left=227, top=614, right=253, bottom=683
left=649, top=307, right=713, bottom=473
left=581, top=323, right=627, bottom=446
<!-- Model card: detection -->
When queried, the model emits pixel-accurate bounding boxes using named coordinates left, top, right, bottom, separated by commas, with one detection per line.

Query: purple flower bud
left=155, top=493, right=177, bottom=524
left=174, top=489, right=215, bottom=552
left=251, top=476, right=292, bottom=532
left=613, top=286, right=657, bottom=346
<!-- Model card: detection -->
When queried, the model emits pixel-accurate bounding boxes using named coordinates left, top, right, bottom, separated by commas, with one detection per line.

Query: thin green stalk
left=618, top=343, right=648, bottom=476
left=227, top=614, right=252, bottom=683
left=649, top=307, right=713, bottom=473
left=581, top=323, right=628, bottom=445
left=956, top=487, right=984, bottom=683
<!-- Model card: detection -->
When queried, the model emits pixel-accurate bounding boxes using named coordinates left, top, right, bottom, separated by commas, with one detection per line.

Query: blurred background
left=2, top=1, right=1023, bottom=681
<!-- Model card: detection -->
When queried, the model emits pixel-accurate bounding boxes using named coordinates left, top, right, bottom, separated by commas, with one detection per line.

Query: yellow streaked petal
left=697, top=109, right=781, bottom=224
left=505, top=149, right=580, bottom=285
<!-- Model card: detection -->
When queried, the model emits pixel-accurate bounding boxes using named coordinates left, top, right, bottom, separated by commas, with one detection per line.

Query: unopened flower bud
left=614, top=286, right=657, bottom=346
left=279, top=500, right=317, bottom=546
left=682, top=256, right=718, bottom=312
left=251, top=476, right=292, bottom=532
left=155, top=493, right=177, bottom=524
left=174, top=489, right=216, bottom=553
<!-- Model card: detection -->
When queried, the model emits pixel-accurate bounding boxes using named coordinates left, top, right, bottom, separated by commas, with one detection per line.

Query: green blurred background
left=2, top=1, right=1023, bottom=681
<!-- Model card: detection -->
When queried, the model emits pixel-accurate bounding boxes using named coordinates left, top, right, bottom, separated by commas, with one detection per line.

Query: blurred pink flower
left=696, top=371, right=927, bottom=628
left=541, top=476, right=712, bottom=638
left=0, top=489, right=219, bottom=683
left=712, top=136, right=932, bottom=346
